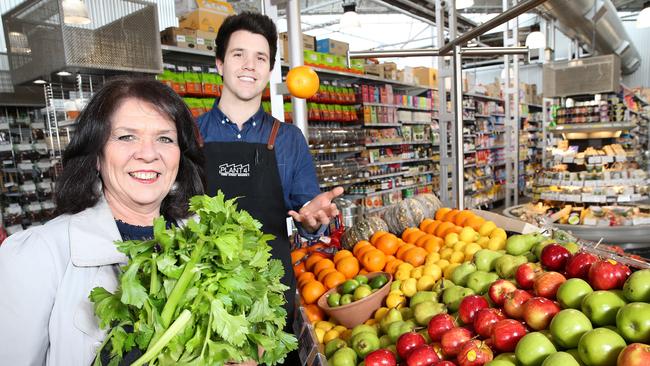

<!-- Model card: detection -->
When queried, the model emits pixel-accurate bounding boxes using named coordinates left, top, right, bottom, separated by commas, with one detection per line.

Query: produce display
left=510, top=202, right=650, bottom=227
left=293, top=205, right=650, bottom=366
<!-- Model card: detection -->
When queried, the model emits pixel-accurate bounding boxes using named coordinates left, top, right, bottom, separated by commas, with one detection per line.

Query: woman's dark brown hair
left=54, top=77, right=205, bottom=219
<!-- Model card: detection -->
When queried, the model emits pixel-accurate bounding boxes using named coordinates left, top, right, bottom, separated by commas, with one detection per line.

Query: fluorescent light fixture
left=456, top=0, right=474, bottom=9
left=637, top=2, right=650, bottom=28
left=57, top=71, right=72, bottom=76
left=8, top=31, right=31, bottom=54
left=33, top=79, right=47, bottom=84
left=340, top=1, right=361, bottom=29
left=525, top=24, right=545, bottom=49
left=62, top=0, right=91, bottom=25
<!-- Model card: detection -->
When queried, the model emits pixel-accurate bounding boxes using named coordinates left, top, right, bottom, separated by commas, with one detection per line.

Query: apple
left=443, top=286, right=476, bottom=313
left=397, top=332, right=426, bottom=359
left=516, top=263, right=543, bottom=290
left=474, top=308, right=506, bottom=338
left=406, top=344, right=440, bottom=366
left=541, top=244, right=571, bottom=272
left=581, top=290, right=627, bottom=326
left=541, top=352, right=581, bottom=366
left=515, top=332, right=557, bottom=366
left=549, top=309, right=594, bottom=349
left=441, top=327, right=473, bottom=357
left=459, top=295, right=490, bottom=325
left=589, top=260, right=624, bottom=291
left=365, top=349, right=397, bottom=366
left=428, top=314, right=457, bottom=342
left=522, top=297, right=561, bottom=331
left=557, top=278, right=594, bottom=309
left=565, top=252, right=598, bottom=280
left=565, top=349, right=587, bottom=366
left=614, top=263, right=631, bottom=288
left=623, top=269, right=650, bottom=302
left=504, top=289, right=533, bottom=319
left=534, top=271, right=566, bottom=299
left=434, top=362, right=457, bottom=366
left=430, top=342, right=445, bottom=362
left=577, top=328, right=626, bottom=366
left=491, top=353, right=519, bottom=366
left=617, top=343, right=650, bottom=366
left=491, top=319, right=527, bottom=353
left=616, top=302, right=650, bottom=343
left=489, top=279, right=518, bottom=306
left=457, top=340, right=493, bottom=366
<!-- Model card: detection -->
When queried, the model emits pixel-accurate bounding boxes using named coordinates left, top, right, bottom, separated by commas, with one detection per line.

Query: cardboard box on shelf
left=316, top=38, right=349, bottom=56
left=195, top=30, right=217, bottom=52
left=382, top=62, right=397, bottom=80
left=364, top=63, right=384, bottom=78
left=350, top=59, right=365, bottom=71
left=160, top=27, right=197, bottom=49
left=412, top=67, right=437, bottom=87
left=303, top=50, right=322, bottom=66
left=178, top=0, right=234, bottom=33
left=279, top=32, right=316, bottom=61
left=401, top=67, right=415, bottom=84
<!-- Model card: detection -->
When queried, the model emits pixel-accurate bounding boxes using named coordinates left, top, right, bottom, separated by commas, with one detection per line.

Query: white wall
left=622, top=22, right=650, bottom=88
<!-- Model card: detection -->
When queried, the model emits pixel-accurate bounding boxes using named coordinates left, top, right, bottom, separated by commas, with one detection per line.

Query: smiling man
left=197, top=12, right=343, bottom=363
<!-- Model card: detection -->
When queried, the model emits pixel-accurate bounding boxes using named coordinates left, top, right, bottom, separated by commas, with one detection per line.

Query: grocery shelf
left=401, top=121, right=433, bottom=125
left=364, top=156, right=433, bottom=167
left=403, top=170, right=436, bottom=177
left=476, top=145, right=505, bottom=151
left=549, top=122, right=637, bottom=133
left=161, top=44, right=213, bottom=57
left=356, top=181, right=434, bottom=198
left=364, top=123, right=401, bottom=127
left=296, top=65, right=435, bottom=90
left=318, top=177, right=367, bottom=188
left=310, top=146, right=365, bottom=154
left=464, top=92, right=504, bottom=103
left=366, top=140, right=433, bottom=147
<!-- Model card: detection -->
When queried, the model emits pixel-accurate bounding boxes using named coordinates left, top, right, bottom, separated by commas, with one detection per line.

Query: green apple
left=550, top=309, right=594, bottom=349
left=496, top=255, right=528, bottom=279
left=541, top=352, right=581, bottom=366
left=451, top=262, right=477, bottom=286
left=494, top=353, right=518, bottom=364
left=581, top=290, right=627, bottom=326
left=354, top=284, right=373, bottom=300
left=466, top=270, right=500, bottom=294
left=565, top=349, right=586, bottom=366
left=473, top=249, right=504, bottom=272
left=577, top=328, right=626, bottom=366
left=623, top=269, right=650, bottom=302
left=616, top=302, right=650, bottom=343
left=330, top=347, right=357, bottom=366
left=506, top=234, right=537, bottom=256
left=413, top=300, right=446, bottom=326
left=442, top=285, right=475, bottom=312
left=515, top=332, right=557, bottom=366
left=557, top=278, right=594, bottom=309
left=379, top=334, right=392, bottom=348
left=351, top=331, right=380, bottom=358
left=410, top=291, right=438, bottom=307
left=486, top=361, right=519, bottom=366
left=351, top=324, right=378, bottom=337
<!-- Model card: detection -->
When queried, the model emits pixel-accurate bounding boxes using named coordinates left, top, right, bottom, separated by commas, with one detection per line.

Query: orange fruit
left=359, top=268, right=369, bottom=275
left=293, top=262, right=306, bottom=278
left=313, top=259, right=335, bottom=277
left=401, top=227, right=419, bottom=241
left=423, top=237, right=443, bottom=253
left=291, top=248, right=308, bottom=264
left=443, top=209, right=460, bottom=223
left=384, top=259, right=404, bottom=274
left=406, top=231, right=426, bottom=244
left=286, top=65, right=320, bottom=99
left=333, top=250, right=353, bottom=264
left=442, top=225, right=463, bottom=238
left=317, top=267, right=338, bottom=282
left=435, top=222, right=455, bottom=238
left=375, top=234, right=399, bottom=256
left=435, top=208, right=452, bottom=220
left=403, top=247, right=427, bottom=267
left=423, top=220, right=442, bottom=235
left=323, top=271, right=346, bottom=289
left=386, top=255, right=396, bottom=263
left=415, top=234, right=435, bottom=247
left=336, top=256, right=360, bottom=279
left=304, top=303, right=325, bottom=322
left=419, top=219, right=435, bottom=231
left=297, top=272, right=316, bottom=289
left=454, top=210, right=475, bottom=226
left=356, top=244, right=376, bottom=260
left=361, top=249, right=387, bottom=272
left=305, top=252, right=328, bottom=272
left=466, top=216, right=487, bottom=231
left=353, top=240, right=372, bottom=256
left=301, top=280, right=327, bottom=304
left=396, top=243, right=416, bottom=260
left=370, top=231, right=390, bottom=245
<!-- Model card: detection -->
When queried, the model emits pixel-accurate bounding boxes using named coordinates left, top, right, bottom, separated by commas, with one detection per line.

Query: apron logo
left=218, top=163, right=251, bottom=177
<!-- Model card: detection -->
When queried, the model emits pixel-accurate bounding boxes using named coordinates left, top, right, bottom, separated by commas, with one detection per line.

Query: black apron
left=203, top=120, right=297, bottom=335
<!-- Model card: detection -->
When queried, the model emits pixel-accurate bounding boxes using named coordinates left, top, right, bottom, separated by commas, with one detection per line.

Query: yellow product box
left=178, top=0, right=234, bottom=33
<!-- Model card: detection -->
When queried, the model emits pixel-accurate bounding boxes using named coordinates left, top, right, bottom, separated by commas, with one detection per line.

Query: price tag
left=176, top=35, right=186, bottom=42
left=588, top=156, right=602, bottom=164
left=177, top=66, right=188, bottom=72
left=602, top=156, right=614, bottom=163
left=582, top=194, right=597, bottom=202
left=618, top=195, right=631, bottom=202
left=192, top=66, right=202, bottom=72
left=196, top=37, right=205, bottom=45
left=208, top=67, right=217, bottom=73
left=562, top=157, right=574, bottom=163
left=615, top=155, right=626, bottom=162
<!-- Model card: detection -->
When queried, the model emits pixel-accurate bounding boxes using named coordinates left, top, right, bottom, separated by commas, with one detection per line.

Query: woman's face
left=99, top=98, right=180, bottom=215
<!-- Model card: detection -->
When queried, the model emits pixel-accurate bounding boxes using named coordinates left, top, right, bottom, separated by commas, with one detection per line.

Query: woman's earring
left=170, top=182, right=179, bottom=193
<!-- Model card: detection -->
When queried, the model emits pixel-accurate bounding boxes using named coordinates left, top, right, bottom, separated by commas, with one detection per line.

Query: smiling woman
left=0, top=77, right=205, bottom=366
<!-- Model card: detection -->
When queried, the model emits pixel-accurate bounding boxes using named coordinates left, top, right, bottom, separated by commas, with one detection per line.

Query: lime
left=340, top=294, right=354, bottom=305
left=354, top=275, right=369, bottom=285
left=341, top=279, right=360, bottom=294
left=327, top=293, right=341, bottom=307
left=369, top=274, right=388, bottom=289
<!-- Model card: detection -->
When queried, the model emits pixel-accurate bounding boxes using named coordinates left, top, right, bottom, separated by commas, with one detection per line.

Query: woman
left=0, top=78, right=204, bottom=365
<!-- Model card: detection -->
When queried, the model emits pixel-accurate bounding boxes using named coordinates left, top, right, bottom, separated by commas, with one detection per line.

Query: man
left=197, top=11, right=343, bottom=363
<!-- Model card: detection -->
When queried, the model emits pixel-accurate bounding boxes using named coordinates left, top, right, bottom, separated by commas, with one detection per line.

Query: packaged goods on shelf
left=160, top=27, right=197, bottom=49
left=177, top=0, right=234, bottom=32
left=316, top=38, right=349, bottom=56
left=511, top=202, right=650, bottom=227
left=279, top=32, right=316, bottom=60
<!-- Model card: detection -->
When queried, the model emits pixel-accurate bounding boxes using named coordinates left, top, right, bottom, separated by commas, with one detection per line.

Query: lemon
left=444, top=263, right=460, bottom=278
left=315, top=320, right=335, bottom=331
left=478, top=221, right=497, bottom=236
left=425, top=252, right=441, bottom=264
left=397, top=262, right=415, bottom=272
left=374, top=307, right=389, bottom=321
left=314, top=328, right=325, bottom=343
left=440, top=247, right=454, bottom=260
left=386, top=293, right=406, bottom=308
left=444, top=232, right=460, bottom=247
left=476, top=236, right=490, bottom=248
left=453, top=241, right=468, bottom=252
left=435, top=259, right=450, bottom=270
left=487, top=236, right=506, bottom=251
left=449, top=251, right=465, bottom=264
left=410, top=267, right=424, bottom=279
left=490, top=227, right=507, bottom=241
left=464, top=243, right=482, bottom=261
left=333, top=325, right=348, bottom=334
left=459, top=227, right=479, bottom=243
left=417, top=275, right=436, bottom=291
left=323, top=329, right=340, bottom=343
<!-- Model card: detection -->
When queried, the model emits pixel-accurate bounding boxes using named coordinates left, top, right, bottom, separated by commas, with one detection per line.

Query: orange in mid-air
left=286, top=66, right=320, bottom=99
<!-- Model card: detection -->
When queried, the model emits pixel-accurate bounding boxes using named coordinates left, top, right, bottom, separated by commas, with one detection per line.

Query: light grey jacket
left=0, top=197, right=127, bottom=366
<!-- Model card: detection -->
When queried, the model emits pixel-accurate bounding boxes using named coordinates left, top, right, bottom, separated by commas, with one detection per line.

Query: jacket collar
left=69, top=196, right=127, bottom=267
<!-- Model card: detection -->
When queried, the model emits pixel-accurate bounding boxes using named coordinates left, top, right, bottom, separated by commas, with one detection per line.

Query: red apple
left=515, top=263, right=543, bottom=290
left=489, top=279, right=518, bottom=306
left=406, top=344, right=440, bottom=366
left=491, top=319, right=527, bottom=353
left=541, top=244, right=572, bottom=271
left=365, top=349, right=397, bottom=366
left=614, top=262, right=631, bottom=288
left=565, top=252, right=598, bottom=279
left=617, top=343, right=650, bottom=366
left=589, top=259, right=623, bottom=290
left=428, top=314, right=457, bottom=342
left=433, top=362, right=457, bottom=366
left=504, top=289, right=533, bottom=319
left=441, top=327, right=473, bottom=357
left=456, top=340, right=493, bottom=366
left=397, top=332, right=426, bottom=360
left=522, top=297, right=561, bottom=330
left=473, top=308, right=506, bottom=338
left=533, top=271, right=566, bottom=299
left=459, top=295, right=490, bottom=325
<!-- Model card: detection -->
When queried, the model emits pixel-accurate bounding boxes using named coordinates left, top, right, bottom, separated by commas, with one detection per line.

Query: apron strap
left=267, top=120, right=281, bottom=150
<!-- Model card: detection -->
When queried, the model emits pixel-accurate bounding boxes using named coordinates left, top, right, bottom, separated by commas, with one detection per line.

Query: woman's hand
left=288, top=187, right=344, bottom=233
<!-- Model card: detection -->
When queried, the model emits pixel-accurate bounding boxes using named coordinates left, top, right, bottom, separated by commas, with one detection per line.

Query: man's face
left=217, top=30, right=271, bottom=102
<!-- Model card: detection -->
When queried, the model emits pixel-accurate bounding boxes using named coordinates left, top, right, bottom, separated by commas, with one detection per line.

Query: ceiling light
left=637, top=1, right=650, bottom=28
left=57, top=71, right=72, bottom=76
left=62, top=0, right=91, bottom=25
left=525, top=24, right=545, bottom=49
left=456, top=0, right=475, bottom=9
left=340, top=1, right=361, bottom=30
left=33, top=79, right=47, bottom=84
left=8, top=31, right=31, bottom=54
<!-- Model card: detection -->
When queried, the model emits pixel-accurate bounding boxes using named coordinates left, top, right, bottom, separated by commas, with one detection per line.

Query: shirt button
left=253, top=122, right=256, bottom=126
left=221, top=120, right=225, bottom=124
left=237, top=134, right=241, bottom=139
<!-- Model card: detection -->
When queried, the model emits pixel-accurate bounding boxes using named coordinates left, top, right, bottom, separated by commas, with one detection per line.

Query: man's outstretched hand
left=288, top=187, right=344, bottom=233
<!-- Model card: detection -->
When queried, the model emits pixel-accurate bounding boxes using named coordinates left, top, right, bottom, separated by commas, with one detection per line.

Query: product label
left=176, top=35, right=186, bottom=43
left=218, top=163, right=250, bottom=177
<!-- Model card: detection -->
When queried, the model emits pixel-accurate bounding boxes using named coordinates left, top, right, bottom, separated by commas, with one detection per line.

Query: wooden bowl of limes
left=317, top=272, right=392, bottom=328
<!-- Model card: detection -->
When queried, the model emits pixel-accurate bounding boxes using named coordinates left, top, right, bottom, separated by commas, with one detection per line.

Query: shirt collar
left=211, top=100, right=265, bottom=128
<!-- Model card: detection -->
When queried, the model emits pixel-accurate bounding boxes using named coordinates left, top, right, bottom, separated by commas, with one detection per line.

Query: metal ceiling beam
left=349, top=46, right=528, bottom=58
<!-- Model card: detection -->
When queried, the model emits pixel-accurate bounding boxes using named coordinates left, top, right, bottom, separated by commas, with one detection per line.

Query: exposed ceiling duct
left=541, top=0, right=641, bottom=74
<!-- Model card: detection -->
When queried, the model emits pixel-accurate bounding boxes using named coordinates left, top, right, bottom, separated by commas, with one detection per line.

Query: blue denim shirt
left=198, top=102, right=326, bottom=238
